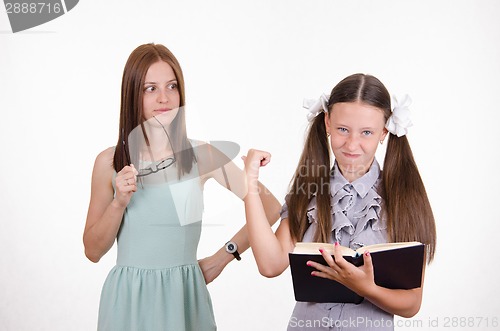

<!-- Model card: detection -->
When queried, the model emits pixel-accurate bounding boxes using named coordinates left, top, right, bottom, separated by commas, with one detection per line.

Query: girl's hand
left=198, top=254, right=225, bottom=285
left=242, top=149, right=271, bottom=195
left=241, top=149, right=271, bottom=179
left=114, top=164, right=139, bottom=207
left=307, top=243, right=377, bottom=297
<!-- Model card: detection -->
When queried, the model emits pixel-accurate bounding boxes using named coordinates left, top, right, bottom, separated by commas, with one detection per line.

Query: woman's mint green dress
left=97, top=163, right=216, bottom=331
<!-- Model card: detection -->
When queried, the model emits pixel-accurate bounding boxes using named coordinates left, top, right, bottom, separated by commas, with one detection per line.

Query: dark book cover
left=288, top=243, right=424, bottom=304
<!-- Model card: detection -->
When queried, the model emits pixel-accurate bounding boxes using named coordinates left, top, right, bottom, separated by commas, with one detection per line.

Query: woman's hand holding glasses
left=115, top=164, right=139, bottom=208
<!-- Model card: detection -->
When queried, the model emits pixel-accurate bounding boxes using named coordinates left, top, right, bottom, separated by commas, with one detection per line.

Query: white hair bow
left=385, top=94, right=413, bottom=137
left=303, top=93, right=329, bottom=122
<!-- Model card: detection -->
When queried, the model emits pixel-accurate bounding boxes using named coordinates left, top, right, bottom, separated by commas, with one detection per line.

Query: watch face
left=226, top=242, right=237, bottom=253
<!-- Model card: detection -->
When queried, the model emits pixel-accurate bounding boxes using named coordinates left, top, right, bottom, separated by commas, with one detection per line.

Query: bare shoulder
left=189, top=138, right=206, bottom=148
left=189, top=139, right=210, bottom=181
left=92, top=147, right=115, bottom=180
left=190, top=139, right=236, bottom=163
left=189, top=139, right=210, bottom=165
left=189, top=139, right=208, bottom=154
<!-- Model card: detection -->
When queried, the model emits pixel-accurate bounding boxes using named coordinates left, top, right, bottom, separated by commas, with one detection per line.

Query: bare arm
left=197, top=145, right=281, bottom=283
left=242, top=149, right=295, bottom=277
left=83, top=148, right=138, bottom=262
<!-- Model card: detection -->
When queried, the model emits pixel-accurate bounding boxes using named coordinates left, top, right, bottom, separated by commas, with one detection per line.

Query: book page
left=292, top=242, right=356, bottom=256
left=292, top=241, right=423, bottom=256
left=355, top=241, right=423, bottom=254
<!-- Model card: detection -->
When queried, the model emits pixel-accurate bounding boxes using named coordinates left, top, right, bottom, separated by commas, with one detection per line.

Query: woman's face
left=142, top=60, right=180, bottom=126
left=325, top=101, right=387, bottom=182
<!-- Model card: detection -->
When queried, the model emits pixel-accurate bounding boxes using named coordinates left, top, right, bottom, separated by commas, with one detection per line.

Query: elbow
left=399, top=309, right=419, bottom=319
left=259, top=268, right=280, bottom=278
left=398, top=300, right=422, bottom=318
left=85, top=248, right=101, bottom=263
left=258, top=265, right=284, bottom=278
left=83, top=231, right=108, bottom=263
left=83, top=237, right=102, bottom=263
left=252, top=252, right=288, bottom=278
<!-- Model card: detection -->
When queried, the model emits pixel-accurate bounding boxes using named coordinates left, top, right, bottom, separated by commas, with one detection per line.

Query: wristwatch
left=225, top=241, right=241, bottom=261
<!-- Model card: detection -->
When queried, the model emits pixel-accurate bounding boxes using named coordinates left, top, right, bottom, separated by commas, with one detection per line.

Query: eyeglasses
left=136, top=155, right=175, bottom=177
left=123, top=116, right=176, bottom=177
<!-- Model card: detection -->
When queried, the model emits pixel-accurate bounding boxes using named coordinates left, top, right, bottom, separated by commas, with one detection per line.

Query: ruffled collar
left=330, top=160, right=380, bottom=199
left=305, top=159, right=386, bottom=247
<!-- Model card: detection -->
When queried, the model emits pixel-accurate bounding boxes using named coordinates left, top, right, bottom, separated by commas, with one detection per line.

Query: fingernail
left=365, top=251, right=370, bottom=257
left=319, top=248, right=324, bottom=253
left=311, top=271, right=316, bottom=277
left=334, top=242, right=339, bottom=246
left=306, top=262, right=311, bottom=267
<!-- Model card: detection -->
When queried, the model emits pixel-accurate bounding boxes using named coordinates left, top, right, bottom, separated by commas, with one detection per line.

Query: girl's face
left=142, top=60, right=180, bottom=126
left=325, top=101, right=388, bottom=182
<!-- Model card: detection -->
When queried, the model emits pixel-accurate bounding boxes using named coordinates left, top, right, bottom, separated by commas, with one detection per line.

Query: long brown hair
left=113, top=43, right=195, bottom=177
left=287, top=74, right=436, bottom=262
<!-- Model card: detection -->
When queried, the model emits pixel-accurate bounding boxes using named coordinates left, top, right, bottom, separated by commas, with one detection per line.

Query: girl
left=83, top=43, right=280, bottom=331
left=243, top=73, right=436, bottom=330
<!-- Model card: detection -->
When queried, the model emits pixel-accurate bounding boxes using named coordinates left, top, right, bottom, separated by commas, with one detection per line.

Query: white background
left=1, top=1, right=499, bottom=330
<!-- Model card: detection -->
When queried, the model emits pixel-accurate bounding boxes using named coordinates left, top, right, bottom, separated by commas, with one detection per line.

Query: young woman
left=243, top=73, right=436, bottom=330
left=83, top=43, right=280, bottom=331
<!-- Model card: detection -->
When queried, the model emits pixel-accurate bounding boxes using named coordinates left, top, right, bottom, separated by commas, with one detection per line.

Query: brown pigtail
left=287, top=112, right=332, bottom=243
left=381, top=134, right=437, bottom=262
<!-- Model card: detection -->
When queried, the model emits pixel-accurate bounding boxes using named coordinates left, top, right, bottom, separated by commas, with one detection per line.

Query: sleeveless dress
left=97, top=157, right=216, bottom=331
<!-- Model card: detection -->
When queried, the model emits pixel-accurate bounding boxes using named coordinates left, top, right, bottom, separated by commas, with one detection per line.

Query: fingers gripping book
left=288, top=241, right=425, bottom=304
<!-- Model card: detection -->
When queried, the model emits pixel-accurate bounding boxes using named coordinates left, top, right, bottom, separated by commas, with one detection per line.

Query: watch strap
left=232, top=250, right=241, bottom=261
left=225, top=241, right=241, bottom=261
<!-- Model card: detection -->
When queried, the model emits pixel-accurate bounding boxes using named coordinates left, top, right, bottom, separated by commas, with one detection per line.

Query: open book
left=289, top=241, right=424, bottom=304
